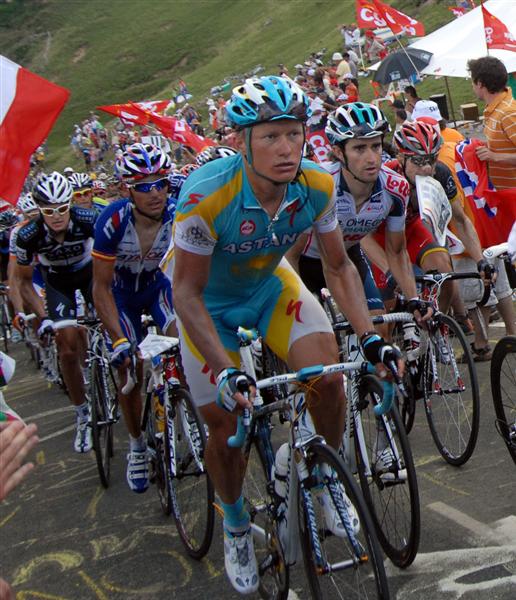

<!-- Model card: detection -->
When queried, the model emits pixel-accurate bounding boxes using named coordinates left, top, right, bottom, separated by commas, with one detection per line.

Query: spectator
left=343, top=51, right=358, bottom=78
left=412, top=100, right=465, bottom=143
left=365, top=31, right=386, bottom=63
left=404, top=85, right=421, bottom=116
left=335, top=53, right=351, bottom=84
left=468, top=55, right=516, bottom=189
left=394, top=108, right=407, bottom=131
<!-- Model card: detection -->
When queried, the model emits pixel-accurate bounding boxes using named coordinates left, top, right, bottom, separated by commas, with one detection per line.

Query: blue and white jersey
left=303, top=162, right=408, bottom=258
left=92, top=198, right=175, bottom=292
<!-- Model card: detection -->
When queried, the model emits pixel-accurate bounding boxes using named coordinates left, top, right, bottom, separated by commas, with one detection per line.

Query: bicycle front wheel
left=90, top=358, right=116, bottom=488
left=355, top=374, right=420, bottom=568
left=491, top=336, right=516, bottom=465
left=165, top=387, right=214, bottom=559
left=424, top=314, right=480, bottom=466
left=242, top=422, right=289, bottom=600
left=298, top=441, right=390, bottom=599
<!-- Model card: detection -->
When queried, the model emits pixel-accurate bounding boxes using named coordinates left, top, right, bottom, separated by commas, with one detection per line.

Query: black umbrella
left=373, top=48, right=433, bottom=84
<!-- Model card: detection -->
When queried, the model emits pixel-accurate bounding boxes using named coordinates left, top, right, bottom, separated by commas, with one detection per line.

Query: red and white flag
left=97, top=100, right=173, bottom=126
left=356, top=0, right=425, bottom=37
left=448, top=6, right=467, bottom=19
left=129, top=104, right=216, bottom=153
left=0, top=55, right=70, bottom=205
left=482, top=6, right=516, bottom=52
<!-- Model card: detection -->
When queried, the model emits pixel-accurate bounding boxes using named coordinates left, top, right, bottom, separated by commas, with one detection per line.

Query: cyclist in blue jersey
left=286, top=103, right=433, bottom=328
left=92, top=143, right=176, bottom=494
left=172, top=76, right=402, bottom=595
left=16, top=172, right=97, bottom=453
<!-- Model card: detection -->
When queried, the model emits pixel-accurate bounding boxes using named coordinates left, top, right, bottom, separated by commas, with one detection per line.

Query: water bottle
left=154, top=385, right=165, bottom=434
left=402, top=322, right=421, bottom=361
left=273, top=443, right=289, bottom=500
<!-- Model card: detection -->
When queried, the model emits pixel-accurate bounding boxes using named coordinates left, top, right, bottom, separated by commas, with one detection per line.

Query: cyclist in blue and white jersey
left=287, top=102, right=432, bottom=325
left=171, top=76, right=402, bottom=595
left=16, top=172, right=97, bottom=453
left=92, top=143, right=176, bottom=494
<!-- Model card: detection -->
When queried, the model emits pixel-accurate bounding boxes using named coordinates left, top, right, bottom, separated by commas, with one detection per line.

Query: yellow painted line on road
left=36, top=451, right=45, bottom=465
left=421, top=472, right=470, bottom=496
left=0, top=506, right=20, bottom=528
left=17, top=591, right=69, bottom=599
left=166, top=550, right=193, bottom=587
left=78, top=571, right=109, bottom=600
left=414, top=455, right=441, bottom=468
left=203, top=557, right=223, bottom=579
left=85, top=486, right=104, bottom=519
left=12, top=551, right=83, bottom=586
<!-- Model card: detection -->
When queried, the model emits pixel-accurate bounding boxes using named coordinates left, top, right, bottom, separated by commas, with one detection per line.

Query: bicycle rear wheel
left=242, top=421, right=289, bottom=600
left=354, top=374, right=420, bottom=568
left=166, top=387, right=214, bottom=559
left=490, top=336, right=516, bottom=465
left=298, top=441, right=390, bottom=599
left=90, top=358, right=116, bottom=488
left=423, top=314, right=480, bottom=466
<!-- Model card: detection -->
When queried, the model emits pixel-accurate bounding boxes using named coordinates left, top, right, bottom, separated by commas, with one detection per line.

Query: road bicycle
left=0, top=283, right=12, bottom=354
left=323, top=307, right=420, bottom=569
left=234, top=327, right=391, bottom=599
left=325, top=272, right=481, bottom=468
left=138, top=333, right=215, bottom=559
left=486, top=242, right=516, bottom=466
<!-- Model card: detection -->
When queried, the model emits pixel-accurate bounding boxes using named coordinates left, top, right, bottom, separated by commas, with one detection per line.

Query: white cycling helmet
left=115, top=143, right=172, bottom=181
left=195, top=145, right=238, bottom=166
left=17, top=192, right=38, bottom=214
left=68, top=172, right=92, bottom=190
left=33, top=171, right=73, bottom=204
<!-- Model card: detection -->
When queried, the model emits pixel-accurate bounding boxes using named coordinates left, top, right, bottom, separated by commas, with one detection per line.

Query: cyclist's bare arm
left=284, top=231, right=309, bottom=273
left=450, top=200, right=483, bottom=263
left=92, top=258, right=126, bottom=342
left=7, top=259, right=24, bottom=315
left=173, top=246, right=235, bottom=376
left=317, top=228, right=374, bottom=337
left=385, top=230, right=418, bottom=299
left=16, top=264, right=45, bottom=318
left=361, top=233, right=389, bottom=273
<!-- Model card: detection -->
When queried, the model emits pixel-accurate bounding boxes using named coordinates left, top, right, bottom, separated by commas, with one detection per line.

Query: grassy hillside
left=0, top=0, right=478, bottom=167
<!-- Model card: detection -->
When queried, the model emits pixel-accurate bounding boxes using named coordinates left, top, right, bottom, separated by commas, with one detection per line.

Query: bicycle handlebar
left=227, top=378, right=252, bottom=448
left=121, top=353, right=137, bottom=395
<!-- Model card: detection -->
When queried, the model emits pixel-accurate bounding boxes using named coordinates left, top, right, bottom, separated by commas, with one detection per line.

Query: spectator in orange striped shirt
left=468, top=56, right=516, bottom=189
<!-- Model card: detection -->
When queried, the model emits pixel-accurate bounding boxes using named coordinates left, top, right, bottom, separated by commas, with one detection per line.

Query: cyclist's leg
left=259, top=260, right=344, bottom=449
left=147, top=274, right=178, bottom=338
left=491, top=258, right=516, bottom=335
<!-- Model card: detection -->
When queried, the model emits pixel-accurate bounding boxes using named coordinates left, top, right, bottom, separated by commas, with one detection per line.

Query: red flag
left=97, top=100, right=172, bottom=126
left=0, top=55, right=70, bottom=205
left=355, top=0, right=425, bottom=36
left=306, top=124, right=332, bottom=164
left=448, top=6, right=467, bottom=18
left=128, top=104, right=216, bottom=153
left=482, top=6, right=516, bottom=52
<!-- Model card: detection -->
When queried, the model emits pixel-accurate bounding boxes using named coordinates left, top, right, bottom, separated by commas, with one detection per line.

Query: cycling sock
left=221, top=496, right=249, bottom=533
left=129, top=434, right=146, bottom=453
left=75, top=402, right=89, bottom=423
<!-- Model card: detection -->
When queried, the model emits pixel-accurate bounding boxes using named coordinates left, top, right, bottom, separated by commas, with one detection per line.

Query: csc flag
left=356, top=0, right=425, bottom=37
left=0, top=55, right=70, bottom=205
left=482, top=6, right=516, bottom=52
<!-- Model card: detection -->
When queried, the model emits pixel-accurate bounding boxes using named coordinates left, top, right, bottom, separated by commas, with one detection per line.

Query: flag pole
left=444, top=76, right=458, bottom=128
left=480, top=0, right=490, bottom=56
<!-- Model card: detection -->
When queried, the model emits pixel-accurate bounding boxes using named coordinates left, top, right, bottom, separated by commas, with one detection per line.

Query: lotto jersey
left=92, top=198, right=175, bottom=292
left=172, top=154, right=337, bottom=303
left=304, top=162, right=408, bottom=259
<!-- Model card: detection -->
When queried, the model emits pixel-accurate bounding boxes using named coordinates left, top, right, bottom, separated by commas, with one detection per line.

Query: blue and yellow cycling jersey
left=92, top=198, right=175, bottom=292
left=173, top=154, right=337, bottom=303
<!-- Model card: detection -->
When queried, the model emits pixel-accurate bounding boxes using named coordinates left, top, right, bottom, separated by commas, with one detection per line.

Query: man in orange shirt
left=468, top=56, right=516, bottom=189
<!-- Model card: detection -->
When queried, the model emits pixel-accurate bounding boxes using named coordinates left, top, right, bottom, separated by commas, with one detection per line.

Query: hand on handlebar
left=110, top=338, right=136, bottom=369
left=361, top=333, right=405, bottom=380
left=477, top=259, right=497, bottom=284
left=406, top=297, right=434, bottom=327
left=12, top=313, right=27, bottom=333
left=216, top=368, right=256, bottom=412
left=37, top=318, right=54, bottom=340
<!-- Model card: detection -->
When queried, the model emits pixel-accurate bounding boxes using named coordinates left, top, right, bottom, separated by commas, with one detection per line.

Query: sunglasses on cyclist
left=128, top=178, right=169, bottom=194
left=39, top=203, right=71, bottom=217
left=408, top=154, right=438, bottom=167
left=73, top=188, right=92, bottom=197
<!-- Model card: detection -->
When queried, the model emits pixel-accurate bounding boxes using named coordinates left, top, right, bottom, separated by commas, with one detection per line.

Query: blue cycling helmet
left=225, top=75, right=311, bottom=128
left=325, top=102, right=390, bottom=145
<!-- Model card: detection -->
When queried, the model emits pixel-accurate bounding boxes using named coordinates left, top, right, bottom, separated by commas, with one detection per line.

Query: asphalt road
left=1, top=323, right=515, bottom=600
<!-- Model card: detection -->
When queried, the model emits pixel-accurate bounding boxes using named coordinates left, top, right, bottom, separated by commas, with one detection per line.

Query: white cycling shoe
left=74, top=419, right=92, bottom=453
left=223, top=527, right=259, bottom=595
left=316, top=484, right=360, bottom=537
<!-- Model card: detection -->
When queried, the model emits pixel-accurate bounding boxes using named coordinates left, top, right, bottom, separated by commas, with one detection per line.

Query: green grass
left=0, top=0, right=482, bottom=168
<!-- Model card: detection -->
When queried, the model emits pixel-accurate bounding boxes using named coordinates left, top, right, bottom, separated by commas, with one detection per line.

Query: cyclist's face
left=72, top=188, right=93, bottom=209
left=39, top=203, right=71, bottom=232
left=245, top=120, right=304, bottom=183
left=339, top=137, right=382, bottom=183
left=129, top=174, right=168, bottom=219
left=401, top=155, right=435, bottom=184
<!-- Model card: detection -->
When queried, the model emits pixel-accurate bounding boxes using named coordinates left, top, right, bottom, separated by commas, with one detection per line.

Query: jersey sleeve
left=436, top=163, right=458, bottom=201
left=15, top=222, right=37, bottom=266
left=385, top=196, right=407, bottom=232
left=173, top=175, right=218, bottom=256
left=302, top=162, right=339, bottom=234
left=9, top=226, right=20, bottom=259
left=92, top=201, right=125, bottom=262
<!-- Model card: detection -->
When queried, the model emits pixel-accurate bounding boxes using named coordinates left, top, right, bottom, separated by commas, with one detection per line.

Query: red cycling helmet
left=393, top=121, right=442, bottom=156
